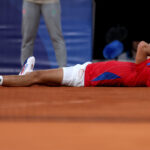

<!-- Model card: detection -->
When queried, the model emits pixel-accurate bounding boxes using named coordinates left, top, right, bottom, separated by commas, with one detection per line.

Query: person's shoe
left=19, top=56, right=35, bottom=75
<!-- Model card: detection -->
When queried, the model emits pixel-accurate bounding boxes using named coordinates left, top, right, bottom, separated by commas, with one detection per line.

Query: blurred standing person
left=21, top=0, right=67, bottom=67
left=102, top=24, right=130, bottom=61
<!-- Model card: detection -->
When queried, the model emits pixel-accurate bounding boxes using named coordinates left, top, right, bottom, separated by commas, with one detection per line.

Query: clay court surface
left=0, top=86, right=150, bottom=150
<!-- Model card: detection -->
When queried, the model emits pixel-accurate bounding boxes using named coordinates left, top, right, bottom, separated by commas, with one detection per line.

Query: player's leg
left=135, top=41, right=150, bottom=64
left=0, top=61, right=91, bottom=87
left=41, top=2, right=67, bottom=67
left=21, top=1, right=41, bottom=65
left=1, top=68, right=63, bottom=87
left=0, top=56, right=63, bottom=87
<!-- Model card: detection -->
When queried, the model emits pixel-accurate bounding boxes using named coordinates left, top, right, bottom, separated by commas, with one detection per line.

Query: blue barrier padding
left=0, top=0, right=93, bottom=74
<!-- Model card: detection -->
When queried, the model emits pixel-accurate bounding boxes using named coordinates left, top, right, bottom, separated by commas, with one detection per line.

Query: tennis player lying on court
left=0, top=41, right=150, bottom=87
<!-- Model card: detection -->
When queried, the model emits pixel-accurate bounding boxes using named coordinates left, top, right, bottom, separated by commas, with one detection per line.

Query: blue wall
left=0, top=0, right=93, bottom=74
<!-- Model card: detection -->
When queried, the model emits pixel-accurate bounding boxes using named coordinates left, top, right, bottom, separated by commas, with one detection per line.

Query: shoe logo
left=31, top=64, right=34, bottom=70
left=20, top=64, right=28, bottom=75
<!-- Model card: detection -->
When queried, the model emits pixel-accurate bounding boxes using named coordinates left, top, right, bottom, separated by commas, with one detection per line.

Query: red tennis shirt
left=84, top=59, right=150, bottom=87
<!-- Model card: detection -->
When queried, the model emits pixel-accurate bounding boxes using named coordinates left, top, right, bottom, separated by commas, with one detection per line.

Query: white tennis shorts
left=62, top=62, right=92, bottom=87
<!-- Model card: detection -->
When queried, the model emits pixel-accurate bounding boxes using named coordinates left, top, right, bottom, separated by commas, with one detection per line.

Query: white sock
left=0, top=76, right=3, bottom=86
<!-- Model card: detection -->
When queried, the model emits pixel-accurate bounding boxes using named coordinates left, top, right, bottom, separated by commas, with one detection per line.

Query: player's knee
left=32, top=71, right=45, bottom=84
left=28, top=71, right=41, bottom=84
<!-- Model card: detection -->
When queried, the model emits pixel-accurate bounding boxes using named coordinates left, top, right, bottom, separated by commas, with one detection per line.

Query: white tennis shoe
left=19, top=56, right=35, bottom=75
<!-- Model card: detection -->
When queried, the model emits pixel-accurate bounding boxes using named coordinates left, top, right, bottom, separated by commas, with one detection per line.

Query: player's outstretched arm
left=0, top=68, right=63, bottom=87
left=135, top=41, right=150, bottom=64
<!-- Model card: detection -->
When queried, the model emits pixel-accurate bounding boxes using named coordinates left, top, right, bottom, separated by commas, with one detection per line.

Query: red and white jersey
left=84, top=59, right=150, bottom=87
